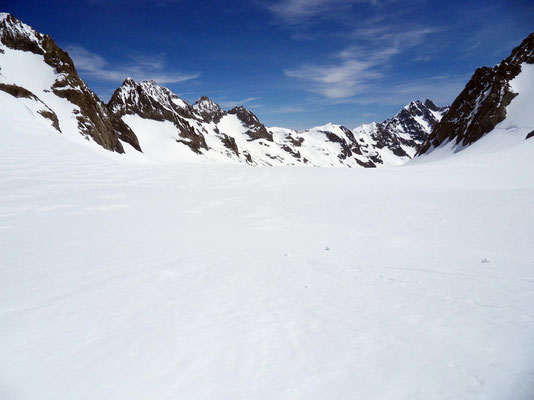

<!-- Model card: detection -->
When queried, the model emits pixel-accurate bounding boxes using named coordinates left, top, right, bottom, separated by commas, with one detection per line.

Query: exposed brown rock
left=0, top=83, right=61, bottom=132
left=37, top=110, right=61, bottom=132
left=228, top=106, right=273, bottom=142
left=286, top=134, right=304, bottom=147
left=220, top=133, right=240, bottom=156
left=417, top=32, right=534, bottom=155
left=0, top=14, right=45, bottom=54
left=0, top=82, right=36, bottom=99
left=0, top=14, right=141, bottom=153
left=281, top=144, right=301, bottom=159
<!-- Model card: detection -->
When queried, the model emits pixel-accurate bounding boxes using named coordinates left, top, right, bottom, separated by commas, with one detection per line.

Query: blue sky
left=4, top=0, right=533, bottom=129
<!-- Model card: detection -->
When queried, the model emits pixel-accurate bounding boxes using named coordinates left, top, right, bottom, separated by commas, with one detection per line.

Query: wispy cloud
left=218, top=97, right=260, bottom=108
left=266, top=0, right=382, bottom=22
left=285, top=26, right=441, bottom=100
left=65, top=45, right=200, bottom=84
left=319, top=74, right=469, bottom=107
left=285, top=59, right=379, bottom=99
left=270, top=105, right=309, bottom=114
left=374, top=75, right=469, bottom=106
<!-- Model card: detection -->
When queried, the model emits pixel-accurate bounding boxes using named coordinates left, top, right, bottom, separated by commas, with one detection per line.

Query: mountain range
left=0, top=12, right=532, bottom=166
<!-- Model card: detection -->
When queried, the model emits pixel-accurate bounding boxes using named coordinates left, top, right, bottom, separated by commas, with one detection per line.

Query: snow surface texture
left=1, top=85, right=534, bottom=400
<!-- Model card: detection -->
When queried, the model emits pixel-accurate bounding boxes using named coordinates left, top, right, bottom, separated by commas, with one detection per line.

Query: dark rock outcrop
left=417, top=32, right=534, bottom=155
left=228, top=106, right=273, bottom=142
left=192, top=96, right=225, bottom=123
left=0, top=83, right=61, bottom=132
left=0, top=13, right=140, bottom=152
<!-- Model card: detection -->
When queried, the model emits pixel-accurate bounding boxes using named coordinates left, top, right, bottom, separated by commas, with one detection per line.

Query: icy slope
left=1, top=101, right=534, bottom=399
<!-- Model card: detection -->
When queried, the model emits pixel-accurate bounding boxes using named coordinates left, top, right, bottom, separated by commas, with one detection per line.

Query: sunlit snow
left=1, top=90, right=534, bottom=399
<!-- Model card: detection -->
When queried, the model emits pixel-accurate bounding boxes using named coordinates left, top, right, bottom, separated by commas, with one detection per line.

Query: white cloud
left=319, top=74, right=469, bottom=107
left=285, top=26, right=441, bottom=100
left=266, top=0, right=382, bottom=22
left=65, top=45, right=200, bottom=84
left=270, top=105, right=309, bottom=114
left=376, top=75, right=468, bottom=106
left=285, top=59, right=380, bottom=99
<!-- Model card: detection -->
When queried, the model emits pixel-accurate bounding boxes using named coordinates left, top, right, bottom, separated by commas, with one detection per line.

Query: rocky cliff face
left=417, top=32, right=534, bottom=155
left=0, top=13, right=140, bottom=153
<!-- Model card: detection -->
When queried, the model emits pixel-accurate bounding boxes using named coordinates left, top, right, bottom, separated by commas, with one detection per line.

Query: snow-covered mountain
left=108, top=76, right=447, bottom=167
left=0, top=13, right=445, bottom=168
left=417, top=32, right=534, bottom=156
left=351, top=99, right=448, bottom=164
left=0, top=13, right=140, bottom=153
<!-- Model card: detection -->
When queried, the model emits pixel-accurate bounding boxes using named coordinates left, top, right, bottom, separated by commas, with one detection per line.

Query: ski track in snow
left=1, top=113, right=534, bottom=400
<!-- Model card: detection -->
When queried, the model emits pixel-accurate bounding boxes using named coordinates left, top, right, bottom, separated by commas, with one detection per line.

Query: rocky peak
left=193, top=96, right=220, bottom=111
left=423, top=99, right=440, bottom=111
left=228, top=106, right=273, bottom=142
left=417, top=32, right=534, bottom=156
left=108, top=78, right=195, bottom=119
left=192, top=96, right=225, bottom=123
left=108, top=78, right=208, bottom=154
left=404, top=100, right=424, bottom=113
left=350, top=99, right=448, bottom=161
left=0, top=13, right=45, bottom=54
left=385, top=99, right=448, bottom=141
left=397, top=100, right=448, bottom=123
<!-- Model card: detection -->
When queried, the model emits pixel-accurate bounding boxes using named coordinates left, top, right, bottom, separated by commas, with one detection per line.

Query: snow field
left=1, top=114, right=534, bottom=399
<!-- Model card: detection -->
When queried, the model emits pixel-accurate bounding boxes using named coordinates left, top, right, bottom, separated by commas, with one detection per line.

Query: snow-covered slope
left=2, top=89, right=534, bottom=399
left=0, top=13, right=140, bottom=153
left=417, top=32, right=534, bottom=156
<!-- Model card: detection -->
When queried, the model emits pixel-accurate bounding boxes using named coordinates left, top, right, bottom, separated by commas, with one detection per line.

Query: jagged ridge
left=417, top=32, right=534, bottom=155
left=0, top=13, right=140, bottom=153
